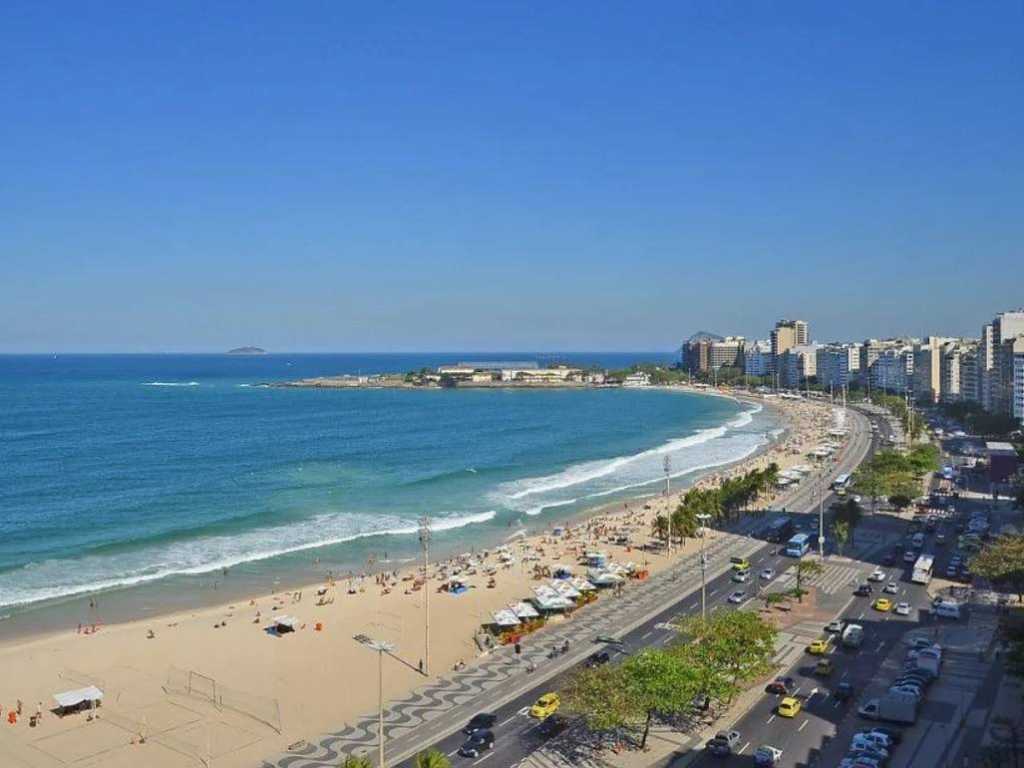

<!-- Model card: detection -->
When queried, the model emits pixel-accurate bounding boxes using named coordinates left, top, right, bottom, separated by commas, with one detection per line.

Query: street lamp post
left=818, top=477, right=825, bottom=560
left=697, top=513, right=711, bottom=621
left=418, top=515, right=431, bottom=675
left=354, top=634, right=396, bottom=768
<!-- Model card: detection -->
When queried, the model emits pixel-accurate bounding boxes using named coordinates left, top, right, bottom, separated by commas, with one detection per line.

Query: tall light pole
left=418, top=515, right=431, bottom=675
left=354, top=634, right=396, bottom=768
left=817, top=476, right=825, bottom=559
left=697, top=513, right=711, bottom=621
left=664, top=456, right=672, bottom=557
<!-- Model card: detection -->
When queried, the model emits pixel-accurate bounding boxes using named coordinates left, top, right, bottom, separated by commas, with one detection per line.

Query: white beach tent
left=491, top=608, right=521, bottom=628
left=511, top=601, right=540, bottom=619
left=570, top=576, right=597, bottom=592
left=551, top=580, right=581, bottom=600
left=531, top=585, right=574, bottom=612
left=587, top=568, right=625, bottom=587
left=53, top=686, right=104, bottom=712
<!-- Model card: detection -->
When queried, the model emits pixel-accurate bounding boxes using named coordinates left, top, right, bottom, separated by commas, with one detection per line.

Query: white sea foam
left=493, top=403, right=768, bottom=516
left=143, top=381, right=201, bottom=387
left=0, top=510, right=496, bottom=609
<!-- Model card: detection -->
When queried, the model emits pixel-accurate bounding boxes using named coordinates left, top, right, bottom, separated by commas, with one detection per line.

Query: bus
left=912, top=554, right=934, bottom=584
left=831, top=473, right=851, bottom=492
left=785, top=533, right=811, bottom=558
left=766, top=516, right=795, bottom=543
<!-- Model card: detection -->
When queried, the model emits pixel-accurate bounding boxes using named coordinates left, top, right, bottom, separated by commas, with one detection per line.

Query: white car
left=754, top=744, right=783, bottom=766
left=869, top=569, right=886, bottom=582
left=728, top=590, right=746, bottom=604
left=852, top=495, right=862, bottom=504
left=895, top=602, right=911, bottom=616
left=883, top=582, right=898, bottom=594
left=760, top=568, right=775, bottom=580
left=732, top=570, right=750, bottom=583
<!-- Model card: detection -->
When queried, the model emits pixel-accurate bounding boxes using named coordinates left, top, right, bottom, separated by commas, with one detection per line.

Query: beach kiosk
left=53, top=686, right=104, bottom=716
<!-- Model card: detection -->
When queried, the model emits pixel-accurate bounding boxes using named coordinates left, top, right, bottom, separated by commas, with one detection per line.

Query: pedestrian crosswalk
left=773, top=562, right=863, bottom=595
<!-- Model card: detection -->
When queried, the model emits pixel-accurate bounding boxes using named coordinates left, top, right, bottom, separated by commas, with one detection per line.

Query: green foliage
left=832, top=499, right=863, bottom=547
left=940, top=401, right=1021, bottom=437
left=831, top=519, right=850, bottom=553
left=413, top=749, right=451, bottom=768
left=341, top=756, right=374, bottom=768
left=972, top=536, right=1024, bottom=602
left=673, top=463, right=780, bottom=527
left=673, top=611, right=778, bottom=706
left=794, top=559, right=824, bottom=602
left=889, top=494, right=913, bottom=511
left=563, top=648, right=699, bottom=748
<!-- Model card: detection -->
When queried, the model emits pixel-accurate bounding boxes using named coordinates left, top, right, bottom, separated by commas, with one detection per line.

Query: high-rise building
left=770, top=320, right=809, bottom=372
left=707, top=336, right=745, bottom=370
left=816, top=344, right=860, bottom=391
left=959, top=347, right=980, bottom=404
left=870, top=345, right=915, bottom=393
left=778, top=344, right=818, bottom=389
left=680, top=331, right=723, bottom=374
left=939, top=341, right=975, bottom=403
left=1011, top=337, right=1024, bottom=426
left=990, top=311, right=1024, bottom=416
left=912, top=337, right=951, bottom=404
left=980, top=323, right=995, bottom=410
left=744, top=340, right=772, bottom=377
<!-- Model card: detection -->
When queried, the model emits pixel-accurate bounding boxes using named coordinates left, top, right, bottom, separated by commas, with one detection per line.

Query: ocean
left=0, top=354, right=779, bottom=629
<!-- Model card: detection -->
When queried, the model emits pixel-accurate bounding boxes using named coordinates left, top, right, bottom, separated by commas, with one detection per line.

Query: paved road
left=263, top=402, right=875, bottom=768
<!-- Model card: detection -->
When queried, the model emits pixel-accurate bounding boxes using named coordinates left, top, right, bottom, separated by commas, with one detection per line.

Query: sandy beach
left=0, top=391, right=844, bottom=768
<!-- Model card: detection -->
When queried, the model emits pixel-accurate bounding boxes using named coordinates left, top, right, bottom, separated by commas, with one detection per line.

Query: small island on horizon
left=227, top=346, right=266, bottom=355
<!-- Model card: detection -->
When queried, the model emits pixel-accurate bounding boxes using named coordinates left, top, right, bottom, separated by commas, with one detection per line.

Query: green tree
left=671, top=504, right=699, bottom=544
left=831, top=519, right=850, bottom=553
left=564, top=649, right=699, bottom=749
left=794, top=559, right=824, bottom=603
left=889, top=494, right=913, bottom=512
left=833, top=499, right=863, bottom=548
left=852, top=466, right=886, bottom=514
left=413, top=749, right=451, bottom=768
left=673, top=611, right=778, bottom=706
left=972, top=536, right=1024, bottom=603
left=341, top=756, right=374, bottom=768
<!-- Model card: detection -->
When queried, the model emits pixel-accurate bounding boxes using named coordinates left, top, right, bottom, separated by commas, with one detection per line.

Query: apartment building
left=778, top=344, right=818, bottom=389
left=870, top=345, right=915, bottom=393
left=816, top=344, right=860, bottom=391
left=913, top=337, right=952, bottom=404
left=989, top=312, right=1024, bottom=416
left=744, top=340, right=772, bottom=377
left=770, top=320, right=809, bottom=372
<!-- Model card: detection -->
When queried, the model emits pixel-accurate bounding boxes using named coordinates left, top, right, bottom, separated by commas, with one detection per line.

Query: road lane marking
left=448, top=749, right=459, bottom=757
left=798, top=719, right=809, bottom=731
left=499, top=713, right=519, bottom=726
left=858, top=611, right=865, bottom=619
left=709, top=588, right=719, bottom=597
left=766, top=714, right=776, bottom=724
left=641, top=631, right=652, bottom=640
left=739, top=741, right=750, bottom=754
left=473, top=751, right=495, bottom=765
left=876, top=640, right=885, bottom=653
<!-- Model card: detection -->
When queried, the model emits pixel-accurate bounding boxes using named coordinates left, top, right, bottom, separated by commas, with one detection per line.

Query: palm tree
left=340, top=755, right=374, bottom=768
left=414, top=748, right=452, bottom=768
left=794, top=559, right=824, bottom=604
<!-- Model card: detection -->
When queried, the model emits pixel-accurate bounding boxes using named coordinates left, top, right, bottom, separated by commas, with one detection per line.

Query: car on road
left=825, top=619, right=846, bottom=633
left=882, top=552, right=896, bottom=566
left=777, top=696, right=801, bottom=717
left=865, top=726, right=903, bottom=744
left=815, top=659, right=834, bottom=676
left=945, top=564, right=959, bottom=578
left=833, top=682, right=854, bottom=701
left=585, top=651, right=610, bottom=667
left=873, top=597, right=893, bottom=612
left=883, top=582, right=898, bottom=594
left=529, top=693, right=560, bottom=719
left=869, top=569, right=886, bottom=582
left=464, top=712, right=497, bottom=734
left=903, top=550, right=917, bottom=563
left=730, top=557, right=751, bottom=571
left=728, top=590, right=746, bottom=604
left=765, top=676, right=796, bottom=695
left=889, top=684, right=923, bottom=699
left=853, top=730, right=895, bottom=749
left=705, top=730, right=741, bottom=756
left=807, top=637, right=832, bottom=655
left=855, top=583, right=873, bottom=597
left=732, top=570, right=750, bottom=583
left=850, top=737, right=891, bottom=759
left=594, top=634, right=624, bottom=646
left=895, top=602, right=911, bottom=616
left=760, top=567, right=775, bottom=580
left=754, top=745, right=783, bottom=766
left=458, top=729, right=495, bottom=757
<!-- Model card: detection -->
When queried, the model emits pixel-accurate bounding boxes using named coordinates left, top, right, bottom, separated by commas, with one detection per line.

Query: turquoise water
left=0, top=354, right=776, bottom=619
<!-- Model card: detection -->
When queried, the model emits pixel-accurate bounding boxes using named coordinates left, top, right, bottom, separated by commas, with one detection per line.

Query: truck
left=858, top=691, right=919, bottom=724
left=842, top=623, right=865, bottom=649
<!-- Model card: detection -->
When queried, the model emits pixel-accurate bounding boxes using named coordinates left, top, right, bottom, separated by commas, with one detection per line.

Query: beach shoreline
left=0, top=391, right=841, bottom=768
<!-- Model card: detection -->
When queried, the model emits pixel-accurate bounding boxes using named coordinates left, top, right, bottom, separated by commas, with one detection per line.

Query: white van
left=934, top=601, right=961, bottom=619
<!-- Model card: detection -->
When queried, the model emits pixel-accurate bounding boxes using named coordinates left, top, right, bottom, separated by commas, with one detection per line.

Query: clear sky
left=3, top=2, right=1022, bottom=353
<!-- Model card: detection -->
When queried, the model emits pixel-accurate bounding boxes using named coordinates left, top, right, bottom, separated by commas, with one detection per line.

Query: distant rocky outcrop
left=227, top=346, right=266, bottom=355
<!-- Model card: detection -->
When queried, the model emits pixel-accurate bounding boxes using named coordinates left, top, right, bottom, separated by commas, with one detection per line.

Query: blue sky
left=2, top=2, right=1021, bottom=352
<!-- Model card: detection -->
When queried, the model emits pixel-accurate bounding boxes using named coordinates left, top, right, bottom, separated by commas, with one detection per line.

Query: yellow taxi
left=777, top=696, right=802, bottom=718
left=814, top=658, right=834, bottom=676
left=873, top=597, right=893, bottom=612
left=807, top=637, right=832, bottom=655
left=730, top=556, right=751, bottom=571
left=530, top=693, right=560, bottom=719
